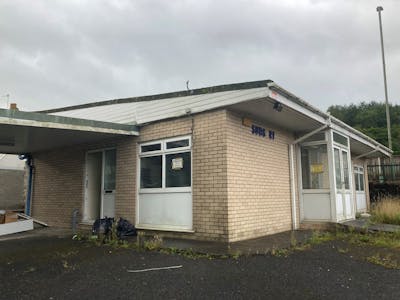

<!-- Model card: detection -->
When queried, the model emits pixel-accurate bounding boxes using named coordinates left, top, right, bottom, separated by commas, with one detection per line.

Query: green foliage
left=143, top=235, right=163, bottom=251
left=327, top=102, right=400, bottom=154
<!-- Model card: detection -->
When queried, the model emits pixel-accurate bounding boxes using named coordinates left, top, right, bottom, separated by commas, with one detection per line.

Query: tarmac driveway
left=1, top=235, right=400, bottom=300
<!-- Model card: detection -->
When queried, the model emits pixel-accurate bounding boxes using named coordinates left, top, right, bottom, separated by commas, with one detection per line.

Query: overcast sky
left=0, top=0, right=399, bottom=111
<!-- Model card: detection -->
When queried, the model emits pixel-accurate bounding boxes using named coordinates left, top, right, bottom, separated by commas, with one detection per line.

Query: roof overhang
left=0, top=109, right=138, bottom=154
left=229, top=83, right=392, bottom=159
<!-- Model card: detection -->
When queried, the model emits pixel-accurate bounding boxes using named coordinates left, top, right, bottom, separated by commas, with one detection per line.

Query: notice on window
left=311, top=164, right=324, bottom=174
left=171, top=157, right=184, bottom=170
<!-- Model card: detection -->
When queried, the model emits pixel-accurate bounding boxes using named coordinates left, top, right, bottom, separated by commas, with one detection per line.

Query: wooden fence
left=368, top=164, right=400, bottom=202
left=367, top=164, right=400, bottom=183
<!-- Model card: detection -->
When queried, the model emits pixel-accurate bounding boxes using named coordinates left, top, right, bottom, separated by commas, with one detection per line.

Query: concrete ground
left=342, top=217, right=400, bottom=233
left=1, top=233, right=400, bottom=299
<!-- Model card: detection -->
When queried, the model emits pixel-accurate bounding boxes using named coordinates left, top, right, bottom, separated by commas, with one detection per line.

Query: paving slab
left=342, top=218, right=400, bottom=233
left=0, top=226, right=71, bottom=242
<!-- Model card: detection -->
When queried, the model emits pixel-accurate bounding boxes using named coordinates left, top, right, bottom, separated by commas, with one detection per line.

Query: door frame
left=333, top=144, right=354, bottom=221
left=353, top=164, right=367, bottom=212
left=83, top=147, right=116, bottom=223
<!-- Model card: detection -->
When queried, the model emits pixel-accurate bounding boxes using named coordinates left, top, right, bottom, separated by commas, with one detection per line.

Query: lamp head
left=377, top=6, right=383, bottom=12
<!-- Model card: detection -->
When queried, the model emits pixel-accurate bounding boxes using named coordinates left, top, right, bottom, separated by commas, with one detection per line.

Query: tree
left=327, top=102, right=400, bottom=154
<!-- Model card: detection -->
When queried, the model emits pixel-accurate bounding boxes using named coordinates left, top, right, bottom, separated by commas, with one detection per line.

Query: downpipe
left=289, top=144, right=298, bottom=230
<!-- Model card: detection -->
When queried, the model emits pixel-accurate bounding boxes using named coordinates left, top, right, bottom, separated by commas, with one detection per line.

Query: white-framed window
left=354, top=166, right=365, bottom=192
left=139, top=136, right=192, bottom=192
left=332, top=131, right=349, bottom=147
left=301, top=144, right=330, bottom=189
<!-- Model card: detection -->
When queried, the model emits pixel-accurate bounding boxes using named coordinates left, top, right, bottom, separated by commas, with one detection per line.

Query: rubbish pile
left=92, top=217, right=137, bottom=238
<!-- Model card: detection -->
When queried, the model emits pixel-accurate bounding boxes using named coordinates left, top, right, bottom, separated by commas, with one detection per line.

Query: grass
left=76, top=225, right=400, bottom=268
left=366, top=253, right=400, bottom=269
left=370, top=197, right=400, bottom=225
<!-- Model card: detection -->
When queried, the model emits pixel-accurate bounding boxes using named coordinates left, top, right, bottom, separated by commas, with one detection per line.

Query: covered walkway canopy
left=0, top=108, right=138, bottom=154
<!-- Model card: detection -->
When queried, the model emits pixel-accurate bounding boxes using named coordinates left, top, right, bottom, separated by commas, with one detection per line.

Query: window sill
left=139, top=187, right=192, bottom=194
left=136, top=224, right=194, bottom=233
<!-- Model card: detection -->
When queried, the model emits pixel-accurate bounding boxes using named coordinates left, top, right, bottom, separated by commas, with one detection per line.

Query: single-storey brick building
left=0, top=80, right=391, bottom=242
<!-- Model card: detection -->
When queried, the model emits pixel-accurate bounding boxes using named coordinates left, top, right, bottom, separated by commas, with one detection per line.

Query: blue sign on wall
left=251, top=124, right=275, bottom=140
left=251, top=125, right=265, bottom=137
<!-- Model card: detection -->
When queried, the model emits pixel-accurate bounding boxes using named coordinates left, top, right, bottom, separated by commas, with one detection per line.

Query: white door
left=334, top=148, right=353, bottom=220
left=354, top=166, right=367, bottom=212
left=84, top=149, right=116, bottom=222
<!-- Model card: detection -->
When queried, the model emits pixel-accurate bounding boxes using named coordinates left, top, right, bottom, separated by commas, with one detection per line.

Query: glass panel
left=166, top=139, right=189, bottom=149
left=334, top=148, right=341, bottom=189
left=342, top=150, right=350, bottom=189
left=104, top=149, right=116, bottom=190
left=359, top=173, right=365, bottom=191
left=140, top=156, right=162, bottom=188
left=333, top=132, right=348, bottom=146
left=141, top=143, right=161, bottom=152
left=354, top=173, right=360, bottom=191
left=166, top=152, right=191, bottom=187
left=301, top=144, right=329, bottom=189
left=302, top=132, right=326, bottom=143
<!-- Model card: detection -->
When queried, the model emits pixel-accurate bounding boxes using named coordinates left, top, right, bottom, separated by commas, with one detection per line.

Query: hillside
left=327, top=102, right=400, bottom=154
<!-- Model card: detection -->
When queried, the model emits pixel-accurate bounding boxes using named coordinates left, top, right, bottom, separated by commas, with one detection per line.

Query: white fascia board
left=330, top=122, right=391, bottom=157
left=0, top=117, right=138, bottom=136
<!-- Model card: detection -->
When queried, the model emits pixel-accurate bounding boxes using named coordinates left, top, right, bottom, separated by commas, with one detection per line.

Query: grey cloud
left=0, top=0, right=399, bottom=111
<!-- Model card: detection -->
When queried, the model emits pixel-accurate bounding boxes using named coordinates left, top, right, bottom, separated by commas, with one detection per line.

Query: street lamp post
left=376, top=6, right=392, bottom=150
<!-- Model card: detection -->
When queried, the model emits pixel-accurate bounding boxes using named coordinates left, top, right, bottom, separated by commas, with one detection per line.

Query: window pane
left=166, top=152, right=191, bottom=187
left=334, top=148, right=341, bottom=189
left=342, top=151, right=350, bottom=189
left=166, top=139, right=189, bottom=149
left=333, top=132, right=348, bottom=146
left=301, top=145, right=329, bottom=189
left=104, top=149, right=116, bottom=190
left=355, top=173, right=360, bottom=191
left=359, top=173, right=365, bottom=191
left=141, top=143, right=161, bottom=152
left=140, top=156, right=162, bottom=188
left=302, top=132, right=326, bottom=143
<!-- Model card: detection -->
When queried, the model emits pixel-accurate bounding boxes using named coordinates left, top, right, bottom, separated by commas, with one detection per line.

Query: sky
left=0, top=0, right=399, bottom=111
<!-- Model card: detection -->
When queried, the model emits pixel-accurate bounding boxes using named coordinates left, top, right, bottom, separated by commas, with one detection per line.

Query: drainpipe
left=288, top=144, right=297, bottom=230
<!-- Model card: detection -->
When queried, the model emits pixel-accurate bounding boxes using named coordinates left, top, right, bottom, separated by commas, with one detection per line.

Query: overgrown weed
left=370, top=197, right=400, bottom=225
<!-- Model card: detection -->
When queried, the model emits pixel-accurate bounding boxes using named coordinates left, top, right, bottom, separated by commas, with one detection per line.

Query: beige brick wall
left=32, top=146, right=85, bottom=227
left=31, top=137, right=137, bottom=227
left=0, top=169, right=25, bottom=210
left=226, top=111, right=298, bottom=242
left=31, top=109, right=299, bottom=242
left=138, top=110, right=229, bottom=241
